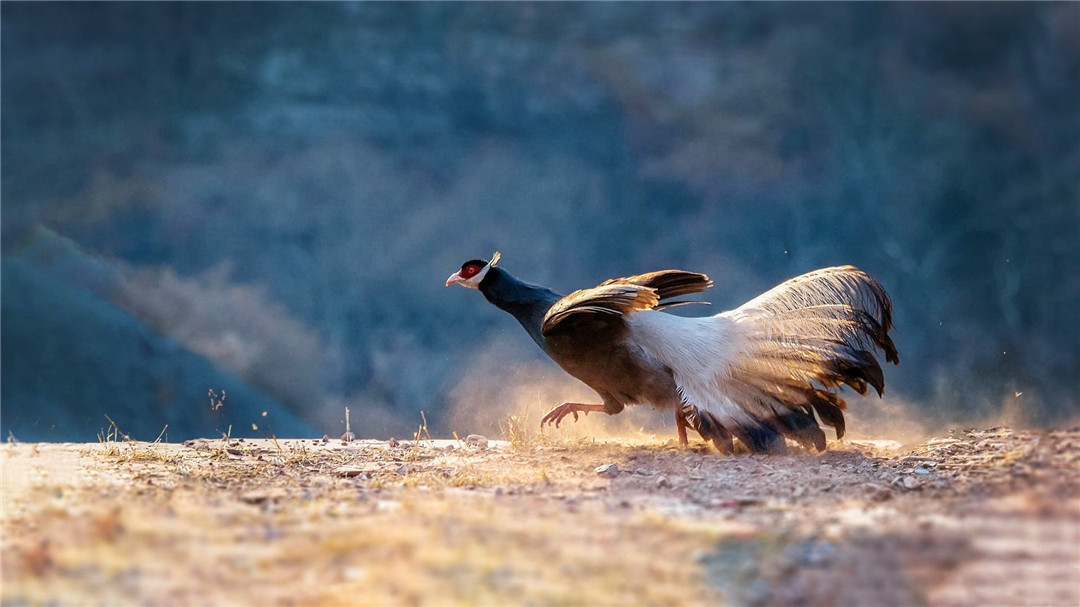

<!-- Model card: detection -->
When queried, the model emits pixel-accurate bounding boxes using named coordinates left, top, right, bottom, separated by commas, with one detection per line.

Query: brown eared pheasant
left=446, top=253, right=898, bottom=453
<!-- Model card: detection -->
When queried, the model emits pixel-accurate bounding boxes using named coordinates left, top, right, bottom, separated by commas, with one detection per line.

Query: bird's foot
left=540, top=403, right=606, bottom=429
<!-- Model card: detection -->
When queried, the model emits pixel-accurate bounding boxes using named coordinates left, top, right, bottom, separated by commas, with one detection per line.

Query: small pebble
left=656, top=475, right=672, bottom=489
left=387, top=437, right=399, bottom=448
left=240, top=492, right=271, bottom=505
left=466, top=434, right=489, bottom=448
left=595, top=463, right=620, bottom=478
left=862, top=483, right=892, bottom=502
left=913, top=467, right=931, bottom=475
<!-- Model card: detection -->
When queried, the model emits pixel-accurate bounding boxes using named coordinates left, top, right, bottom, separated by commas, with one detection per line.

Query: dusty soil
left=2, top=427, right=1078, bottom=606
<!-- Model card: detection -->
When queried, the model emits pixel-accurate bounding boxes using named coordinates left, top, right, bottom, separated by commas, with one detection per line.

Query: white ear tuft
left=462, top=252, right=501, bottom=289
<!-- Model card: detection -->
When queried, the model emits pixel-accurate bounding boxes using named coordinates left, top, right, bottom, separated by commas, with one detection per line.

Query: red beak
left=445, top=271, right=462, bottom=287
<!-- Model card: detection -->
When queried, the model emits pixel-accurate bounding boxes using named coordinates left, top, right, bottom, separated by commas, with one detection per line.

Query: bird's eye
left=462, top=265, right=480, bottom=278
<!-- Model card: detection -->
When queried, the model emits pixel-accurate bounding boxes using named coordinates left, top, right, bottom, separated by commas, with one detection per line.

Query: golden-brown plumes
left=600, top=270, right=713, bottom=302
left=542, top=269, right=712, bottom=335
left=542, top=283, right=660, bottom=334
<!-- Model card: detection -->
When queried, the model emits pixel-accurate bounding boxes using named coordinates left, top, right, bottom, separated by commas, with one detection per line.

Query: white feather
left=627, top=310, right=759, bottom=430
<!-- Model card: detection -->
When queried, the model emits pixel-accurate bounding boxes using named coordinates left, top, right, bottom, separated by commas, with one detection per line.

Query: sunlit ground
left=3, top=426, right=1078, bottom=606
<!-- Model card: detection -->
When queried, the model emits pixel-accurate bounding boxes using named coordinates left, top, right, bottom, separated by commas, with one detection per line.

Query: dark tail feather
left=851, top=309, right=899, bottom=365
left=774, top=405, right=828, bottom=451
left=831, top=347, right=885, bottom=397
left=683, top=404, right=733, bottom=454
left=808, top=389, right=847, bottom=439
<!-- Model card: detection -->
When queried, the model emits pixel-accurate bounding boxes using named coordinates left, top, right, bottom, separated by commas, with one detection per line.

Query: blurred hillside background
left=2, top=3, right=1078, bottom=441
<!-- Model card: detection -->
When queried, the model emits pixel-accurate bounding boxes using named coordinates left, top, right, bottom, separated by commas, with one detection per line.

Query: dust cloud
left=832, top=388, right=1077, bottom=450
left=446, top=338, right=676, bottom=444
left=445, top=338, right=1072, bottom=450
left=843, top=396, right=933, bottom=447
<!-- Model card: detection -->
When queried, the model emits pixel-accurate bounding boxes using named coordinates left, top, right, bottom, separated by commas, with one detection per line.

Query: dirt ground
left=2, top=426, right=1078, bottom=606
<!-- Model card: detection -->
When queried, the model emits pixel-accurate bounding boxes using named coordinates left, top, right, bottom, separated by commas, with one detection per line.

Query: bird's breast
left=543, top=318, right=681, bottom=410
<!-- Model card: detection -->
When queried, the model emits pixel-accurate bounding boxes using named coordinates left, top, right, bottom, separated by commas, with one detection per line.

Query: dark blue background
left=3, top=3, right=1077, bottom=440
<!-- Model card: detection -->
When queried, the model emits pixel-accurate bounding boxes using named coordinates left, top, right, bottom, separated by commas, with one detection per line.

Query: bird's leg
left=675, top=408, right=688, bottom=446
left=540, top=403, right=606, bottom=429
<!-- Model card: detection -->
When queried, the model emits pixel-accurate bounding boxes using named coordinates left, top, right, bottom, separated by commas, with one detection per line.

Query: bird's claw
left=541, top=403, right=606, bottom=430
left=540, top=404, right=579, bottom=428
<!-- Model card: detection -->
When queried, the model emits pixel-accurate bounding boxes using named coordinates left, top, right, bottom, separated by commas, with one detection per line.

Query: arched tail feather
left=696, top=267, right=895, bottom=452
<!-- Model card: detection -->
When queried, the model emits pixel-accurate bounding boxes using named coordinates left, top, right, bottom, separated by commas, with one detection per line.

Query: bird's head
left=445, top=251, right=501, bottom=289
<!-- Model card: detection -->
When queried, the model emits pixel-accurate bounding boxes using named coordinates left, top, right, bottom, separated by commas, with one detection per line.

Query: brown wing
left=541, top=283, right=659, bottom=336
left=600, top=269, right=712, bottom=303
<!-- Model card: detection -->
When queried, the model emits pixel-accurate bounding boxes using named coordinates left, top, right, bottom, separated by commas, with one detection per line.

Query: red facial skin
left=446, top=263, right=485, bottom=287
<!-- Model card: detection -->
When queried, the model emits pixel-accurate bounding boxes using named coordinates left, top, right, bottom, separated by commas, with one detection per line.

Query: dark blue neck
left=478, top=267, right=562, bottom=349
